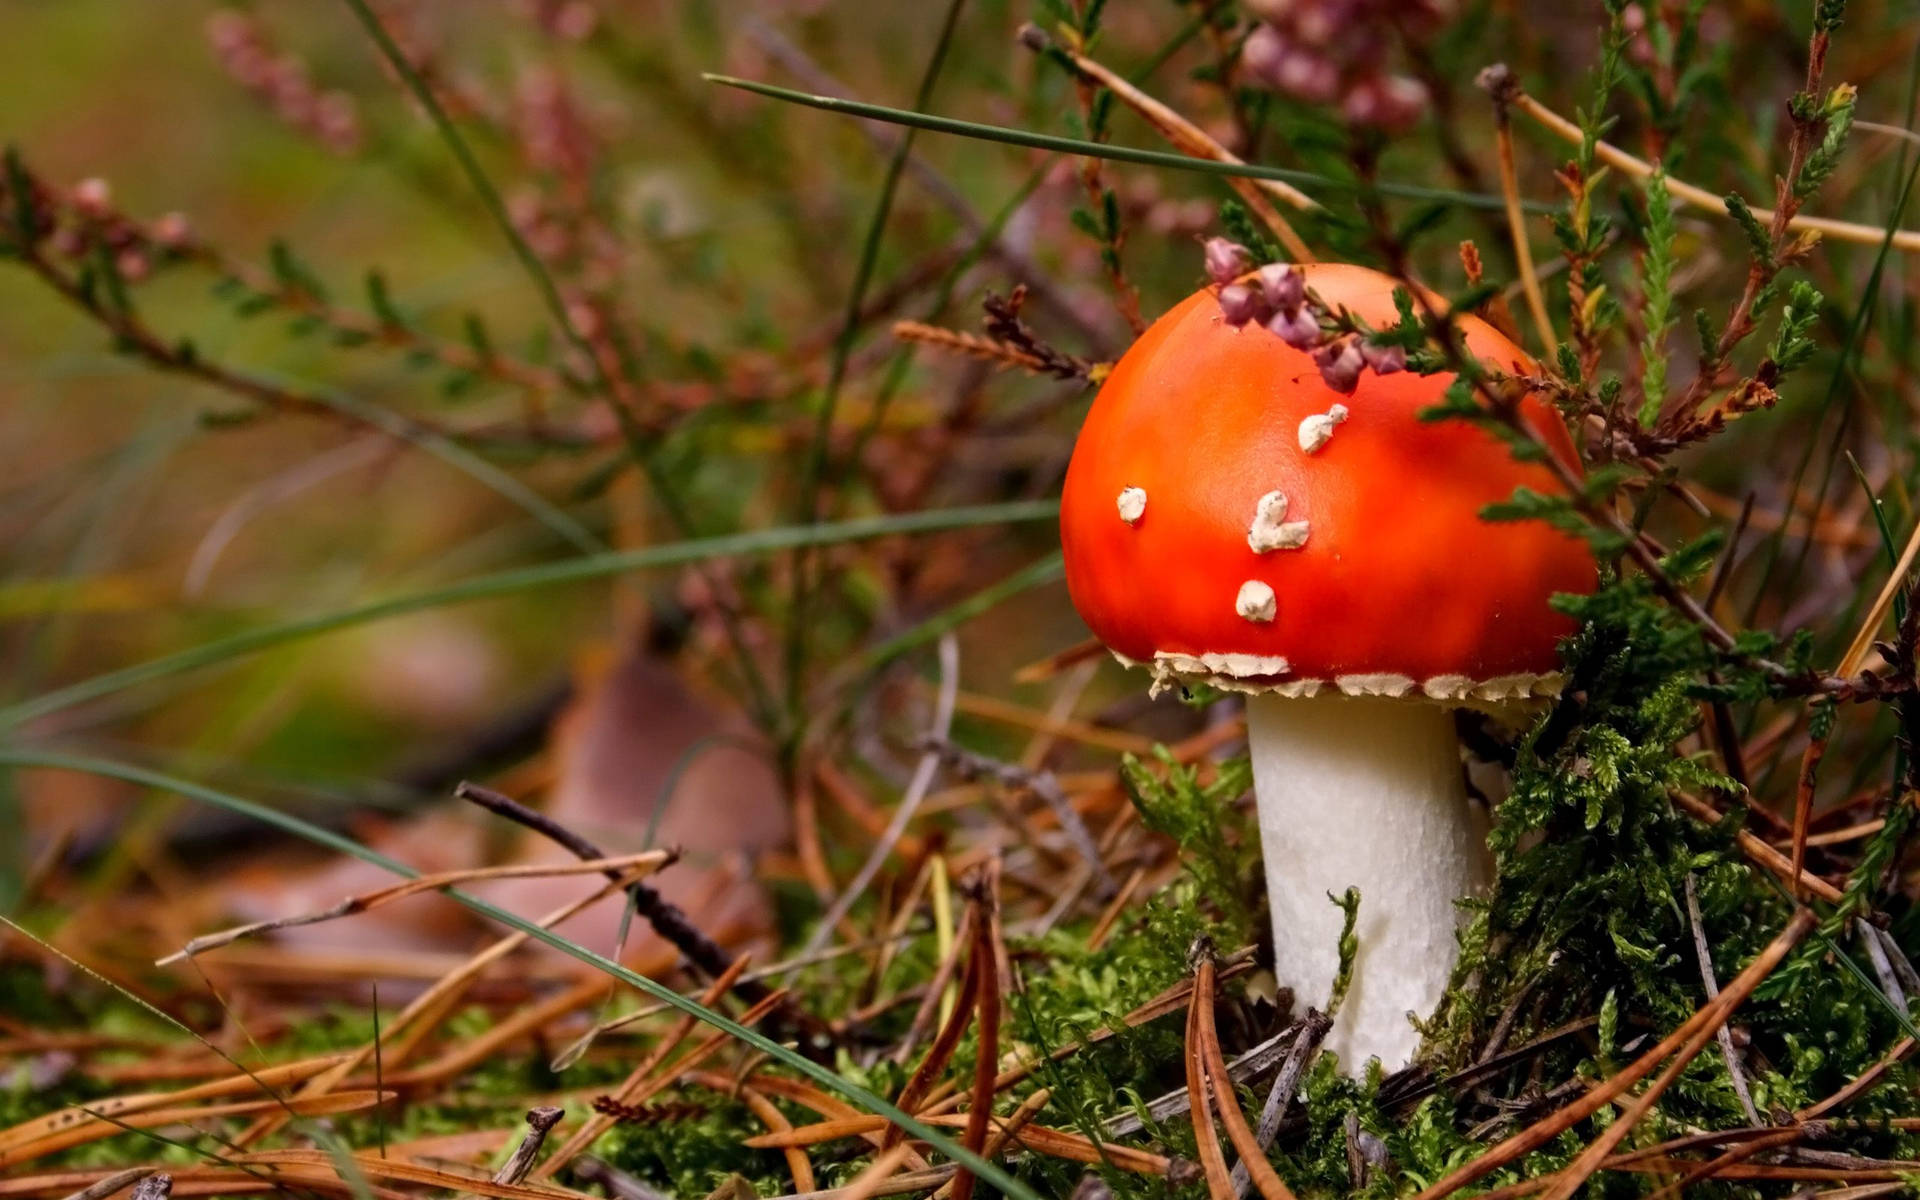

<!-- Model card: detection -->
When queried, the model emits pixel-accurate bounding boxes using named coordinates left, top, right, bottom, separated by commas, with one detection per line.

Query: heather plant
left=4, top=2, right=1920, bottom=1198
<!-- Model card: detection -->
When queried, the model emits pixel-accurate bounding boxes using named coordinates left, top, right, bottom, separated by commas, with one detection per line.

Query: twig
left=452, top=782, right=775, bottom=1008
left=916, top=737, right=1116, bottom=896
left=1670, top=791, right=1846, bottom=903
left=887, top=877, right=986, bottom=1145
left=1184, top=951, right=1235, bottom=1200
left=157, top=853, right=670, bottom=965
left=1478, top=66, right=1557, bottom=356
left=1791, top=715, right=1833, bottom=904
left=1837, top=517, right=1920, bottom=676
left=1229, top=1013, right=1330, bottom=1198
left=1797, top=1037, right=1917, bottom=1120
left=1103, top=1012, right=1308, bottom=1140
left=1413, top=908, right=1817, bottom=1200
left=1505, top=85, right=1920, bottom=252
left=490, top=1108, right=564, bottom=1187
left=1018, top=26, right=1317, bottom=262
left=948, top=868, right=1002, bottom=1200
left=803, top=633, right=961, bottom=956
left=1193, top=957, right=1297, bottom=1200
left=1683, top=874, right=1761, bottom=1124
left=570, top=1157, right=674, bottom=1200
left=535, top=960, right=765, bottom=1178
left=841, top=1145, right=916, bottom=1200
left=891, top=322, right=1077, bottom=378
left=56, top=1168, right=157, bottom=1200
left=1857, top=923, right=1910, bottom=1012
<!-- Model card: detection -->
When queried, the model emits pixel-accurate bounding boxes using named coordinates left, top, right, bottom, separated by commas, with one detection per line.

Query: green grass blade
left=0, top=501, right=1058, bottom=730
left=0, top=749, right=1043, bottom=1200
left=308, top=381, right=603, bottom=556
left=704, top=74, right=1540, bottom=214
left=338, top=0, right=612, bottom=397
left=787, top=0, right=973, bottom=718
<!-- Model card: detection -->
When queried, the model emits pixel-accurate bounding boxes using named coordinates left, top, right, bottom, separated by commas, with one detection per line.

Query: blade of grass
left=0, top=750, right=1043, bottom=1200
left=786, top=0, right=973, bottom=730
left=0, top=500, right=1058, bottom=731
left=292, top=377, right=603, bottom=557
left=703, top=75, right=1540, bottom=214
left=337, top=0, right=606, bottom=397
left=337, top=0, right=781, bottom=729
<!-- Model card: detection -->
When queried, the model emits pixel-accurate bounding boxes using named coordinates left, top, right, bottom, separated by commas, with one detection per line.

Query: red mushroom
left=1059, top=262, right=1596, bottom=1069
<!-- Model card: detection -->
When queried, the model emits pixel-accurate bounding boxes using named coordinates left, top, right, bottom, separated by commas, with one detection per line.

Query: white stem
left=1245, top=692, right=1491, bottom=1071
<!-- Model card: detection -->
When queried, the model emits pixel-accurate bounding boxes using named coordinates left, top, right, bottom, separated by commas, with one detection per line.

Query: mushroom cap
left=1059, top=263, right=1596, bottom=702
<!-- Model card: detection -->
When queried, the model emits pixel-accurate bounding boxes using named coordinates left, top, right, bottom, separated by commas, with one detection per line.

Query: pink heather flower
left=1360, top=339, right=1406, bottom=375
left=1217, top=283, right=1263, bottom=327
left=1204, top=237, right=1253, bottom=286
left=1292, top=5, right=1338, bottom=46
left=1267, top=305, right=1322, bottom=350
left=1256, top=263, right=1306, bottom=313
left=1344, top=73, right=1430, bottom=130
left=1275, top=50, right=1341, bottom=103
left=1313, top=339, right=1365, bottom=393
left=1240, top=23, right=1289, bottom=85
left=115, top=248, right=151, bottom=283
left=72, top=177, right=111, bottom=219
left=152, top=212, right=192, bottom=248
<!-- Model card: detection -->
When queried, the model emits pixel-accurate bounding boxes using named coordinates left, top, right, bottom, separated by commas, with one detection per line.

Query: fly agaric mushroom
left=1059, top=262, right=1595, bottom=1070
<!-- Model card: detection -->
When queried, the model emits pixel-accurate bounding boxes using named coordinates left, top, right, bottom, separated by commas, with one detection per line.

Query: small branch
left=1413, top=908, right=1817, bottom=1200
left=56, top=1168, right=159, bottom=1200
left=491, top=1107, right=565, bottom=1186
left=1477, top=66, right=1557, bottom=357
left=571, top=1156, right=676, bottom=1200
left=916, top=735, right=1117, bottom=896
left=452, top=782, right=784, bottom=1014
left=1683, top=874, right=1761, bottom=1125
left=1790, top=714, right=1832, bottom=904
left=1020, top=25, right=1317, bottom=262
left=1193, top=956, right=1298, bottom=1200
left=158, top=852, right=670, bottom=965
left=1228, top=1013, right=1329, bottom=1198
left=802, top=632, right=960, bottom=957
left=1671, top=790, right=1845, bottom=904
left=1184, top=948, right=1236, bottom=1200
left=1506, top=85, right=1920, bottom=252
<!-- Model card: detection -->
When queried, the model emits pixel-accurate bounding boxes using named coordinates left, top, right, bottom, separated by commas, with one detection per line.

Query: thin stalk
left=704, top=75, right=1539, bottom=214
left=0, top=501, right=1057, bottom=731
left=337, top=0, right=607, bottom=391
left=785, top=0, right=971, bottom=735
left=337, top=0, right=781, bottom=726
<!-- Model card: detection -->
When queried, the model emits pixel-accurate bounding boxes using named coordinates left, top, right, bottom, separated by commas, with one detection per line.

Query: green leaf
left=1723, top=191, right=1773, bottom=269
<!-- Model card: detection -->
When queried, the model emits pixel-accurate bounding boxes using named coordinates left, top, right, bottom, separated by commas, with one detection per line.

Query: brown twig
left=1682, top=873, right=1761, bottom=1124
left=491, top=1108, right=566, bottom=1187
left=948, top=868, right=1001, bottom=1200
left=452, top=783, right=783, bottom=1013
left=1413, top=907, right=1817, bottom=1200
left=1477, top=66, right=1557, bottom=357
left=1184, top=950, right=1235, bottom=1200
left=1018, top=26, right=1317, bottom=262
left=1506, top=87, right=1920, bottom=253
left=1193, top=957, right=1297, bottom=1200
